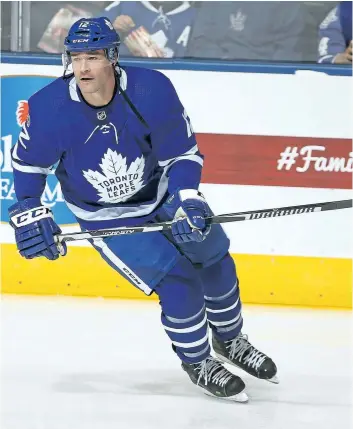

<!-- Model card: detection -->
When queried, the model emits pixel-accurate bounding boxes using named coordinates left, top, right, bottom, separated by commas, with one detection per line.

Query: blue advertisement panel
left=1, top=76, right=76, bottom=225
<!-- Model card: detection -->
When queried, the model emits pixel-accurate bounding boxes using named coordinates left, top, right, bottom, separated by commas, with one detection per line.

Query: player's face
left=70, top=50, right=114, bottom=94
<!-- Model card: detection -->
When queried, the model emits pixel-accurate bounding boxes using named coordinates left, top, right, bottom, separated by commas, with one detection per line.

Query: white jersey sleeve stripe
left=158, top=145, right=203, bottom=168
left=12, top=160, right=52, bottom=175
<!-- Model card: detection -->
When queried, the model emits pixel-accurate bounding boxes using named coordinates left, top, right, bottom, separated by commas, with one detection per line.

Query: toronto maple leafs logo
left=82, top=148, right=145, bottom=203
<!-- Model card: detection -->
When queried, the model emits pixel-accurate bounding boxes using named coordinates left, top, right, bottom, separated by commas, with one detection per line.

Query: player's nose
left=80, top=59, right=90, bottom=73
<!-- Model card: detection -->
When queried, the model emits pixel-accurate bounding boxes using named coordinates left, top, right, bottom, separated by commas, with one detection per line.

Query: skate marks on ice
left=52, top=369, right=199, bottom=398
left=42, top=347, right=353, bottom=429
left=1, top=296, right=352, bottom=429
left=37, top=367, right=353, bottom=429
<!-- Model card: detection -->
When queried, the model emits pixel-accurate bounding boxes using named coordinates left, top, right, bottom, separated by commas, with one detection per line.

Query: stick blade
left=321, top=199, right=353, bottom=211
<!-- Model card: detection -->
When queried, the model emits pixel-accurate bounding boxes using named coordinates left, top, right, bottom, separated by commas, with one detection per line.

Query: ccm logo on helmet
left=11, top=206, right=53, bottom=227
left=73, top=39, right=89, bottom=43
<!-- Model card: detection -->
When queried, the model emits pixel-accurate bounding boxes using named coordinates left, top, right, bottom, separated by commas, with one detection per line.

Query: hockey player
left=318, top=2, right=352, bottom=64
left=104, top=1, right=197, bottom=58
left=9, top=17, right=278, bottom=402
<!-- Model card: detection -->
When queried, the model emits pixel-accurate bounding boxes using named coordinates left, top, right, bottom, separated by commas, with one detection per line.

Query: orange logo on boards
left=16, top=100, right=29, bottom=127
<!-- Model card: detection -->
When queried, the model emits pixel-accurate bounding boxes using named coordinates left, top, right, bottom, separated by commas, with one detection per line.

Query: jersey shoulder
left=123, top=65, right=180, bottom=119
left=123, top=65, right=175, bottom=95
left=123, top=66, right=181, bottom=124
left=28, top=76, right=73, bottom=128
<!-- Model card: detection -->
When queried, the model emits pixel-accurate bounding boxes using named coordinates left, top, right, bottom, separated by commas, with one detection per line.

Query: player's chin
left=78, top=81, right=98, bottom=94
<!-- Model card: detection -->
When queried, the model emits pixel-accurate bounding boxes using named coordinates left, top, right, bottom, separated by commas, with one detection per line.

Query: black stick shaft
left=57, top=199, right=352, bottom=243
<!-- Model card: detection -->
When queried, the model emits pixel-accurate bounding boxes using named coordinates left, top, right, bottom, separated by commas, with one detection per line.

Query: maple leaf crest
left=82, top=148, right=145, bottom=203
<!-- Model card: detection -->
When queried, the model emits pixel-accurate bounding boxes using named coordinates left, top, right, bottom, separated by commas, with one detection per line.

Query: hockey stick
left=56, top=199, right=352, bottom=244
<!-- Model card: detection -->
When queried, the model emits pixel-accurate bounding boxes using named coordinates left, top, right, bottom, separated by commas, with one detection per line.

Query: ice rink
left=1, top=295, right=352, bottom=429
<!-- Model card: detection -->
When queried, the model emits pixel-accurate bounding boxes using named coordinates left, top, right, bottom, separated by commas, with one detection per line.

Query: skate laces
left=195, top=357, right=233, bottom=387
left=227, top=334, right=266, bottom=370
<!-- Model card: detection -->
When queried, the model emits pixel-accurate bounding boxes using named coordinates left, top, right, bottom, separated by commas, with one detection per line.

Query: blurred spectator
left=299, top=2, right=338, bottom=62
left=104, top=1, right=198, bottom=58
left=3, top=0, right=349, bottom=64
left=29, top=2, right=110, bottom=53
left=0, top=1, right=11, bottom=51
left=318, top=1, right=352, bottom=64
left=186, top=1, right=306, bottom=61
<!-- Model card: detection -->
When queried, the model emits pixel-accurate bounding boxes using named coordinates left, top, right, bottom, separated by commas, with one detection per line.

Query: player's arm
left=318, top=7, right=349, bottom=64
left=8, top=99, right=67, bottom=260
left=149, top=74, right=203, bottom=193
left=149, top=74, right=211, bottom=244
left=104, top=2, right=135, bottom=33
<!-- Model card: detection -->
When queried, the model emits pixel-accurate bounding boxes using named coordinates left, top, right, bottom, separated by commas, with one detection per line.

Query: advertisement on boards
left=1, top=75, right=76, bottom=225
left=1, top=66, right=351, bottom=226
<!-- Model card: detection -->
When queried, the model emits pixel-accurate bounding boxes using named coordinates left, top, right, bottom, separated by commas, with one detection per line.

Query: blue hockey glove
left=163, top=189, right=212, bottom=244
left=8, top=198, right=67, bottom=260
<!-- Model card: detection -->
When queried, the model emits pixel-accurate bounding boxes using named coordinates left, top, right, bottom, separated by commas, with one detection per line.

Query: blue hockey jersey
left=104, top=1, right=196, bottom=57
left=318, top=3, right=352, bottom=63
left=11, top=66, right=203, bottom=230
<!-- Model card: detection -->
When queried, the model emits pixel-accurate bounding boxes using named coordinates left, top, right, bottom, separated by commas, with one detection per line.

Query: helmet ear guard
left=62, top=49, right=71, bottom=71
left=107, top=46, right=119, bottom=64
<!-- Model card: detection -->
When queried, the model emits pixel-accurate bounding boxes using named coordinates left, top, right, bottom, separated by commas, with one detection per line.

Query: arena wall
left=1, top=63, right=352, bottom=308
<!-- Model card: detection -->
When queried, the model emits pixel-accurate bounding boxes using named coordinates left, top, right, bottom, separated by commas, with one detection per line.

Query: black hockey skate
left=213, top=333, right=279, bottom=384
left=182, top=356, right=248, bottom=402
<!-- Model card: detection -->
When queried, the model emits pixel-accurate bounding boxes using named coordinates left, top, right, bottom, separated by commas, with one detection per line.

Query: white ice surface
left=0, top=296, right=352, bottom=429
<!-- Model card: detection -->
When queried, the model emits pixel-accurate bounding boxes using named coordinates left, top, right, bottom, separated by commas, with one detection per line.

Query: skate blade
left=204, top=390, right=249, bottom=403
left=267, top=374, right=279, bottom=384
left=214, top=352, right=280, bottom=384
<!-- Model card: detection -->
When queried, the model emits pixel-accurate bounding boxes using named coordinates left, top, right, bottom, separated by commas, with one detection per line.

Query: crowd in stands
left=1, top=1, right=352, bottom=64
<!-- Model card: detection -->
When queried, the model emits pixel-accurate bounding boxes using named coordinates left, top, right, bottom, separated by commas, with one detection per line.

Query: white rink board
left=1, top=63, right=352, bottom=138
left=1, top=63, right=352, bottom=261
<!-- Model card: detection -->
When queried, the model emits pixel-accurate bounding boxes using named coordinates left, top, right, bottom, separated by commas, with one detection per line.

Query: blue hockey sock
left=200, top=253, right=243, bottom=341
left=155, top=257, right=211, bottom=364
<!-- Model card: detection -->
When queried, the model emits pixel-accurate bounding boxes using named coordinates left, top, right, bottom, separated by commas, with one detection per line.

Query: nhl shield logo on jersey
left=82, top=148, right=145, bottom=203
left=97, top=110, right=107, bottom=121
